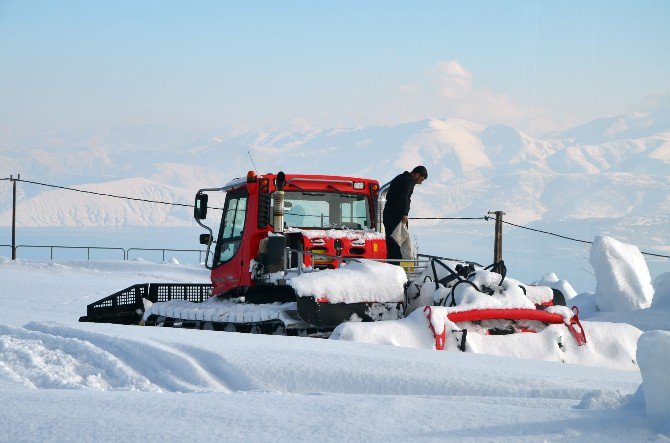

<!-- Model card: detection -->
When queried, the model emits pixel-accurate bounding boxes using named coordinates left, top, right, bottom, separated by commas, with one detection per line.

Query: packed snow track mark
left=0, top=321, right=641, bottom=402
left=0, top=323, right=238, bottom=393
left=0, top=325, right=160, bottom=391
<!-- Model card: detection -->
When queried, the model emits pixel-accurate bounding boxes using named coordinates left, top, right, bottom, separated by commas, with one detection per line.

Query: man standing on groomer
left=383, top=166, right=428, bottom=262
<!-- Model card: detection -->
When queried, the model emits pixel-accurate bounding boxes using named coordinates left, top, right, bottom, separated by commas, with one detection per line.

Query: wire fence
left=1, top=176, right=214, bottom=263
left=126, top=248, right=208, bottom=262
left=0, top=244, right=207, bottom=262
left=15, top=245, right=126, bottom=261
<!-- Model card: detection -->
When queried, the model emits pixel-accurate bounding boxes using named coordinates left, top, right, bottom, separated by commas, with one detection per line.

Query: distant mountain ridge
left=1, top=107, right=669, bottom=245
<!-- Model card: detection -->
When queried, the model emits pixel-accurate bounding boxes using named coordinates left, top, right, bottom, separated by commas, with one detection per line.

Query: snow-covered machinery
left=79, top=170, right=583, bottom=345
left=401, top=259, right=586, bottom=350
left=80, top=171, right=406, bottom=335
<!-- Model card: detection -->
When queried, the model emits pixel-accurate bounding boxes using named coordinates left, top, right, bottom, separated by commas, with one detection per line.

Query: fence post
left=488, top=210, right=505, bottom=263
left=11, top=174, right=19, bottom=260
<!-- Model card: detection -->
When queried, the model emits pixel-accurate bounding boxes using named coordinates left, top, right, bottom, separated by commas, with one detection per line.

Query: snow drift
left=651, top=272, right=670, bottom=309
left=0, top=257, right=668, bottom=440
left=637, top=330, right=670, bottom=431
left=590, top=235, right=654, bottom=311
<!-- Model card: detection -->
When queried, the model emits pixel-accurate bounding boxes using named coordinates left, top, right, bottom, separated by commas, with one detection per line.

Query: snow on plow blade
left=79, top=283, right=213, bottom=325
left=290, top=259, right=408, bottom=327
left=423, top=305, right=587, bottom=351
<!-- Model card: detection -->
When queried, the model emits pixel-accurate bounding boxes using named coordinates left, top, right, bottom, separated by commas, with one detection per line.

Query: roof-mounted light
left=260, top=177, right=270, bottom=193
left=247, top=171, right=257, bottom=183
left=353, top=182, right=364, bottom=190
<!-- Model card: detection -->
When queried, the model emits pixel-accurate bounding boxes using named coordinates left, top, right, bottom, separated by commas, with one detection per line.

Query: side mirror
left=194, top=193, right=208, bottom=220
left=199, top=234, right=211, bottom=245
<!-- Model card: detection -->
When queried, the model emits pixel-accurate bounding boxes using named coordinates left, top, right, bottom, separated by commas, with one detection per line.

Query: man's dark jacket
left=383, top=171, right=416, bottom=232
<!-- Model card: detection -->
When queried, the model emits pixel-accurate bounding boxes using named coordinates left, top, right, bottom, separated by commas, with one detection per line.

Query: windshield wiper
left=326, top=185, right=359, bottom=198
left=287, top=182, right=305, bottom=191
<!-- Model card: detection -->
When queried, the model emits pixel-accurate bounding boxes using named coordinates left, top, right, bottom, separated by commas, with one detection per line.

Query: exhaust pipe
left=269, top=171, right=287, bottom=273
left=273, top=171, right=286, bottom=233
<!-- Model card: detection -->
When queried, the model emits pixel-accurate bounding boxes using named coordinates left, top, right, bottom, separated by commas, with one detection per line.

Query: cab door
left=211, top=189, right=248, bottom=294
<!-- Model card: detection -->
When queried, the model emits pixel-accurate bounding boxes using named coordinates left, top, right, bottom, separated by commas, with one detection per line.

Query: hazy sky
left=1, top=0, right=669, bottom=139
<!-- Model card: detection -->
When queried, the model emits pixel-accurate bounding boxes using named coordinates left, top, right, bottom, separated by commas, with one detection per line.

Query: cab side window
left=216, top=193, right=247, bottom=265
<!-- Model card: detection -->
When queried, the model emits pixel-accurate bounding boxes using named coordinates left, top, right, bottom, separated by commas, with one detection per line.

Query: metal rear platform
left=79, top=283, right=213, bottom=325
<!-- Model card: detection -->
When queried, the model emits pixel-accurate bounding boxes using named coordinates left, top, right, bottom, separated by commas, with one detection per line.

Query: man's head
left=411, top=165, right=428, bottom=185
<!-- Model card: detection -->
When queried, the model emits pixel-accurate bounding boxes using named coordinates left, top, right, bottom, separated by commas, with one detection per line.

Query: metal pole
left=11, top=174, right=19, bottom=260
left=488, top=210, right=505, bottom=263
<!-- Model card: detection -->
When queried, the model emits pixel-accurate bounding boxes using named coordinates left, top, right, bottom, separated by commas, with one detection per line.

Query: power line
left=500, top=219, right=592, bottom=244
left=499, top=218, right=670, bottom=259
left=634, top=250, right=670, bottom=259
left=15, top=178, right=223, bottom=210
left=410, top=216, right=488, bottom=221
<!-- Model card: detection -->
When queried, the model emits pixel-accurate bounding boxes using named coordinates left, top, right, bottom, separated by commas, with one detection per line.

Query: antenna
left=247, top=150, right=258, bottom=174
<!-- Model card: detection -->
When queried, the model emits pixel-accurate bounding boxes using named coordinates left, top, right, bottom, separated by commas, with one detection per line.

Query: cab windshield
left=271, top=191, right=371, bottom=230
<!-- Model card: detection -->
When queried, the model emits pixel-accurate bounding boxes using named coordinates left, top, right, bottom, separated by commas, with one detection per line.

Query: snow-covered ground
left=0, top=255, right=669, bottom=441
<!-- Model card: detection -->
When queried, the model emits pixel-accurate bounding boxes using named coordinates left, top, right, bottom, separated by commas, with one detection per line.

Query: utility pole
left=488, top=210, right=505, bottom=264
left=11, top=174, right=19, bottom=260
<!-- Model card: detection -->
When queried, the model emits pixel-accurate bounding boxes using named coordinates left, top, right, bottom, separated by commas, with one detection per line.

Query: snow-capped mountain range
left=1, top=101, right=668, bottom=251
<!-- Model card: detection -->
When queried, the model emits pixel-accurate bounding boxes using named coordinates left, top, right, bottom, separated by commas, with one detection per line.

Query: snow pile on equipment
left=331, top=309, right=640, bottom=370
left=288, top=259, right=407, bottom=303
left=404, top=260, right=557, bottom=314
left=449, top=270, right=556, bottom=310
left=285, top=227, right=386, bottom=241
left=637, top=331, right=670, bottom=431
left=328, top=260, right=646, bottom=367
left=534, top=272, right=578, bottom=300
left=590, top=235, right=654, bottom=311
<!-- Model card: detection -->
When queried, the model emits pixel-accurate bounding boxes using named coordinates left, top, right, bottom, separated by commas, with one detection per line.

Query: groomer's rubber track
left=143, top=315, right=330, bottom=337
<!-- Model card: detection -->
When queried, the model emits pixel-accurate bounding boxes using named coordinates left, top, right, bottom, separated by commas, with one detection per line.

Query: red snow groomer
left=80, top=171, right=404, bottom=335
left=80, top=170, right=584, bottom=345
